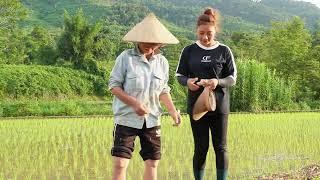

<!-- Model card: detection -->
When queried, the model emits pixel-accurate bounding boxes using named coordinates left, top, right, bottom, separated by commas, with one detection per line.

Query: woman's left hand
left=206, top=78, right=218, bottom=90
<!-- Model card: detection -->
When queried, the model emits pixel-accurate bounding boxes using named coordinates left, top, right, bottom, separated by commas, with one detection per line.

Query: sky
left=298, top=0, right=320, bottom=8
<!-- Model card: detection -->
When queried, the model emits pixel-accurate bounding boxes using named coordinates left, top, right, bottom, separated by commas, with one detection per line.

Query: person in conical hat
left=122, top=13, right=179, bottom=44
left=109, top=13, right=181, bottom=180
left=175, top=7, right=237, bottom=180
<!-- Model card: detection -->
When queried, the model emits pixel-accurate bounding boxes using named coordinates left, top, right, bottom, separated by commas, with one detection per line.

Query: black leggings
left=190, top=113, right=228, bottom=170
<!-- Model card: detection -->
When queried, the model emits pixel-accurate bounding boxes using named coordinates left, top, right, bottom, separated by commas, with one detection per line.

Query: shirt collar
left=196, top=40, right=220, bottom=50
left=129, top=44, right=162, bottom=62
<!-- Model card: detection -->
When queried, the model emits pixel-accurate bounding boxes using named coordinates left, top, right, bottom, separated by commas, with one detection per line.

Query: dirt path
left=258, top=164, right=320, bottom=179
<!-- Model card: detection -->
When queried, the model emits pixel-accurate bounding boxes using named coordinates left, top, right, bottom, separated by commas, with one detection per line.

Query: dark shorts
left=111, top=123, right=161, bottom=161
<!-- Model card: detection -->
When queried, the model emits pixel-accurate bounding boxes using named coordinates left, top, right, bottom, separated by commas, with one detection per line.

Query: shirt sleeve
left=175, top=46, right=189, bottom=86
left=108, top=52, right=126, bottom=90
left=219, top=46, right=237, bottom=87
left=160, top=56, right=171, bottom=95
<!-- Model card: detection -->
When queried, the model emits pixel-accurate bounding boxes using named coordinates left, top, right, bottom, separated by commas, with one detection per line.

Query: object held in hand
left=194, top=78, right=201, bottom=85
left=192, top=87, right=216, bottom=120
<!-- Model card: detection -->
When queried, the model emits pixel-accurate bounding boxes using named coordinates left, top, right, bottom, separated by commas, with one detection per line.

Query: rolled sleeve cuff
left=160, top=85, right=171, bottom=95
left=218, top=76, right=236, bottom=87
left=108, top=79, right=123, bottom=90
left=176, top=75, right=188, bottom=86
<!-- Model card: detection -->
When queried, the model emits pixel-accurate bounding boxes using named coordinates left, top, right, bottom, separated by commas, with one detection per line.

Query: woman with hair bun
left=176, top=7, right=237, bottom=180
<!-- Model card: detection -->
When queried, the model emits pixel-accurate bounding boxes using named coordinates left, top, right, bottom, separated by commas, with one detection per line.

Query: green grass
left=0, top=99, right=113, bottom=117
left=0, top=112, right=319, bottom=179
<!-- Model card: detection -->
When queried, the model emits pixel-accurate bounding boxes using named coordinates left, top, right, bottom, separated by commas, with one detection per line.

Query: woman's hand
left=187, top=78, right=200, bottom=91
left=196, top=78, right=218, bottom=90
left=206, top=78, right=219, bottom=90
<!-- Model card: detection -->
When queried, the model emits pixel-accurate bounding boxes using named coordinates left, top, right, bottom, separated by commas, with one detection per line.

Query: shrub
left=231, top=59, right=297, bottom=112
left=0, top=64, right=107, bottom=99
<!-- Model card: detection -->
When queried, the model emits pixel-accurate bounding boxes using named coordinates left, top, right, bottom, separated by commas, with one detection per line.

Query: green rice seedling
left=0, top=113, right=319, bottom=179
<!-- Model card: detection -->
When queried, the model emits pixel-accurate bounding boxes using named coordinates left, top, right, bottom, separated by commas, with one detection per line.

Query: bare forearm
left=159, top=93, right=176, bottom=113
left=159, top=93, right=181, bottom=126
left=110, top=87, right=137, bottom=107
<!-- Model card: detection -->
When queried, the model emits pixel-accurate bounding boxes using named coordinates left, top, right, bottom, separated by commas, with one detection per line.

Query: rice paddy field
left=0, top=112, right=320, bottom=179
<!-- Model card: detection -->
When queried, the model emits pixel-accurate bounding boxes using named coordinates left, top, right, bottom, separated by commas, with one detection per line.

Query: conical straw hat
left=122, top=13, right=179, bottom=44
left=192, top=87, right=216, bottom=120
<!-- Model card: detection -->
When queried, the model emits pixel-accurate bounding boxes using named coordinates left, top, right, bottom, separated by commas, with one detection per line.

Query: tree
left=0, top=0, right=27, bottom=30
left=0, top=0, right=28, bottom=63
left=304, top=45, right=320, bottom=99
left=262, top=17, right=320, bottom=101
left=25, top=26, right=57, bottom=65
left=229, top=31, right=267, bottom=60
left=229, top=17, right=319, bottom=102
left=263, top=17, right=312, bottom=80
left=57, top=9, right=104, bottom=74
left=312, top=21, right=320, bottom=46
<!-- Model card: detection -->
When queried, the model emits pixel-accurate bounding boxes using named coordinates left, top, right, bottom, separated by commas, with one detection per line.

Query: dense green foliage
left=57, top=9, right=103, bottom=74
left=0, top=0, right=28, bottom=64
left=231, top=59, right=297, bottom=111
left=0, top=99, right=111, bottom=117
left=230, top=17, right=320, bottom=102
left=0, top=59, right=309, bottom=117
left=0, top=65, right=107, bottom=98
left=21, top=0, right=320, bottom=31
left=0, top=0, right=27, bottom=29
left=0, top=0, right=319, bottom=116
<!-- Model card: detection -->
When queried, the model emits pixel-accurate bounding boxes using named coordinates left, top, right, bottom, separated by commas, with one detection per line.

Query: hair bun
left=204, top=8, right=214, bottom=16
left=204, top=8, right=217, bottom=21
left=197, top=7, right=220, bottom=31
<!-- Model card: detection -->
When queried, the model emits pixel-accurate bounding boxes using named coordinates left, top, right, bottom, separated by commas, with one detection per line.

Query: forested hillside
left=21, top=0, right=320, bottom=31
left=0, top=0, right=320, bottom=116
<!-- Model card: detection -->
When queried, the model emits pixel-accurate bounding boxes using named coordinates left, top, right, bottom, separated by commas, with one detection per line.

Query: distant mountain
left=21, top=0, right=320, bottom=32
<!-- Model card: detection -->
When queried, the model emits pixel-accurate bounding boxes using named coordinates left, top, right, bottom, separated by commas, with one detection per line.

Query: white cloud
left=297, top=0, right=320, bottom=8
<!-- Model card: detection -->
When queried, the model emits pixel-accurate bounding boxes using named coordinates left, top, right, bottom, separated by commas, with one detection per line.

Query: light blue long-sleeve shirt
left=108, top=47, right=171, bottom=129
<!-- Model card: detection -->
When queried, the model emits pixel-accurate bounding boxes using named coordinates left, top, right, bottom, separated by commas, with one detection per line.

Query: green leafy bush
left=231, top=59, right=298, bottom=112
left=0, top=65, right=107, bottom=99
